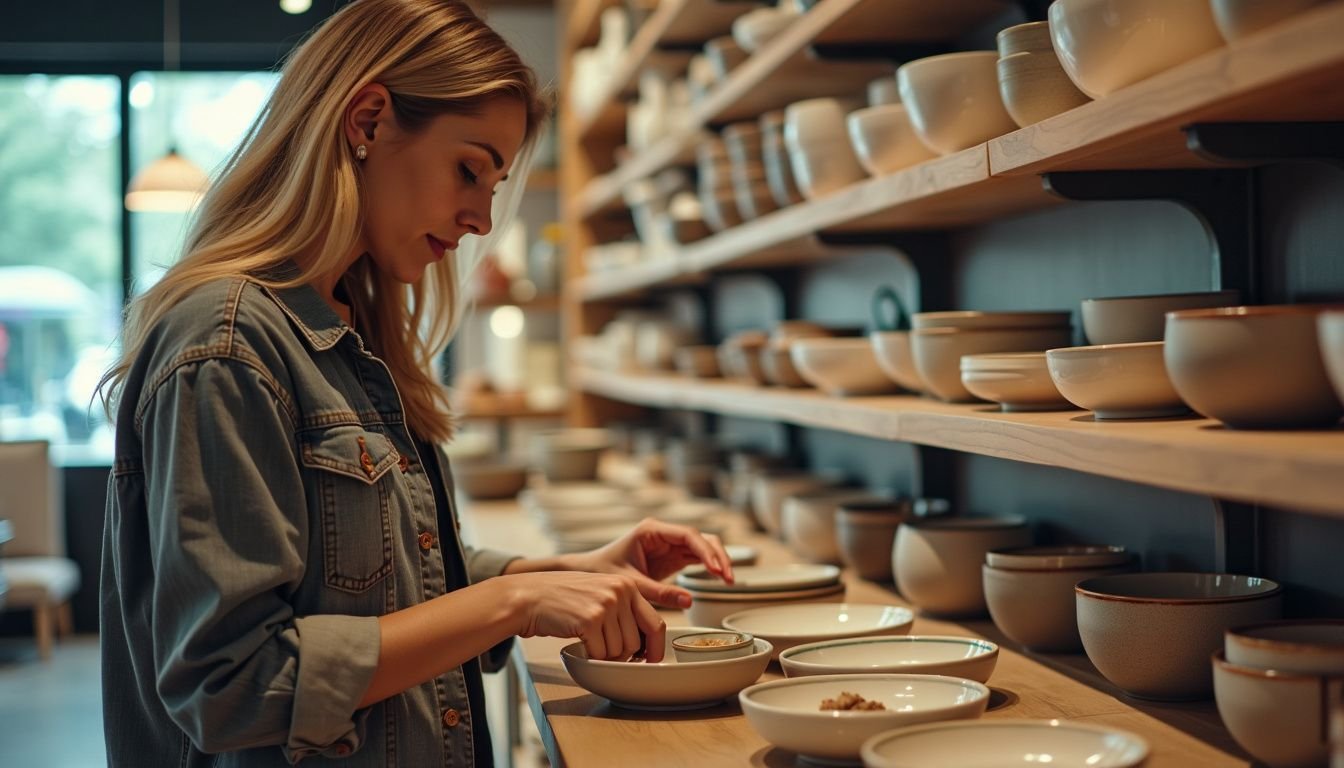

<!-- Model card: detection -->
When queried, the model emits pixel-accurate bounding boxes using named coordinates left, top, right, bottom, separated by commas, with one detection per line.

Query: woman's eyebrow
left=467, top=140, right=504, bottom=170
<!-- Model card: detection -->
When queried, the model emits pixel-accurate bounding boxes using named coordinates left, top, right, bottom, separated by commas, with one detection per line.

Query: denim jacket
left=101, top=268, right=518, bottom=766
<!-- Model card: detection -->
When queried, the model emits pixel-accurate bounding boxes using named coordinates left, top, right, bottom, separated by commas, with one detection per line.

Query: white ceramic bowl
left=786, top=139, right=868, bottom=200
left=780, top=635, right=999, bottom=683
left=912, top=310, right=1073, bottom=330
left=740, top=674, right=990, bottom=764
left=541, top=507, right=644, bottom=537
left=1165, top=305, right=1344, bottom=429
left=1075, top=572, right=1283, bottom=700
left=870, top=331, right=925, bottom=393
left=454, top=460, right=529, bottom=500
left=984, top=563, right=1134, bottom=652
left=960, top=352, right=1075, bottom=411
left=1048, top=0, right=1224, bottom=98
left=674, top=345, right=722, bottom=378
left=836, top=499, right=914, bottom=582
left=723, top=603, right=915, bottom=659
left=1321, top=311, right=1344, bottom=405
left=897, top=51, right=1018, bottom=155
left=846, top=104, right=938, bottom=176
left=1225, top=619, right=1344, bottom=674
left=867, top=75, right=901, bottom=107
left=1080, top=289, right=1240, bottom=345
left=996, top=20, right=1055, bottom=57
left=1047, top=341, right=1188, bottom=419
left=781, top=488, right=874, bottom=563
left=750, top=470, right=845, bottom=535
left=862, top=719, right=1150, bottom=767
left=671, top=630, right=755, bottom=663
left=560, top=626, right=772, bottom=710
left=1213, top=650, right=1339, bottom=768
left=685, top=582, right=847, bottom=629
left=790, top=338, right=899, bottom=397
left=784, top=97, right=857, bottom=146
left=914, top=326, right=1075, bottom=403
left=531, top=428, right=611, bottom=481
left=677, top=563, right=842, bottom=594
left=894, top=516, right=1032, bottom=617
left=1211, top=0, right=1326, bottom=42
left=986, top=545, right=1131, bottom=571
left=997, top=50, right=1092, bottom=128
left=731, top=7, right=794, bottom=52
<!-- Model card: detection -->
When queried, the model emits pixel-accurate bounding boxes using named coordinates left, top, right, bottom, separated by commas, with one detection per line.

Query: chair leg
left=34, top=602, right=54, bottom=661
left=56, top=602, right=74, bottom=640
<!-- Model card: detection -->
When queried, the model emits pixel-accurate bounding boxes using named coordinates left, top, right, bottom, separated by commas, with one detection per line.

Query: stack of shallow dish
left=983, top=545, right=1134, bottom=652
left=995, top=20, right=1090, bottom=129
left=676, top=564, right=846, bottom=628
left=722, top=602, right=915, bottom=659
left=910, top=311, right=1073, bottom=403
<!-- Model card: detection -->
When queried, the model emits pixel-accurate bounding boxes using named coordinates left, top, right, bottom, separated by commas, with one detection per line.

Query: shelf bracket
left=1185, top=121, right=1344, bottom=167
left=1212, top=499, right=1261, bottom=576
left=1042, top=169, right=1260, bottom=304
left=814, top=231, right=956, bottom=313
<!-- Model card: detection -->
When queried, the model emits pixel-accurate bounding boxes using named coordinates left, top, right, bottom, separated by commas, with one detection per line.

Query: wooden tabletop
left=460, top=492, right=1249, bottom=767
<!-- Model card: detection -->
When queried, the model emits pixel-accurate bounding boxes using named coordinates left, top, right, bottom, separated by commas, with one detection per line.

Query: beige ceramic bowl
left=1321, top=311, right=1344, bottom=405
left=1080, top=289, right=1240, bottom=345
left=454, top=460, right=529, bottom=500
left=703, top=35, right=748, bottom=83
left=845, top=104, right=938, bottom=176
left=731, top=6, right=794, bottom=52
left=790, top=338, right=900, bottom=397
left=685, top=582, right=847, bottom=629
left=897, top=51, right=1018, bottom=155
left=1165, top=305, right=1344, bottom=429
left=532, top=428, right=610, bottom=482
left=986, top=545, right=1131, bottom=571
left=750, top=469, right=844, bottom=535
left=996, top=20, right=1055, bottom=57
left=722, top=602, right=915, bottom=659
left=984, top=563, right=1133, bottom=652
left=836, top=499, right=915, bottom=582
left=894, top=516, right=1032, bottom=617
left=1214, top=650, right=1339, bottom=768
left=786, top=138, right=868, bottom=200
left=1048, top=0, right=1224, bottom=98
left=912, top=310, right=1073, bottom=330
left=674, top=345, right=722, bottom=378
left=914, top=326, right=1075, bottom=403
left=740, top=674, right=990, bottom=765
left=671, top=630, right=755, bottom=663
left=1211, top=0, right=1326, bottom=42
left=997, top=50, right=1092, bottom=128
left=718, top=330, right=769, bottom=383
left=760, top=110, right=806, bottom=208
left=520, top=483, right=627, bottom=513
left=760, top=346, right=810, bottom=387
left=862, top=719, right=1150, bottom=768
left=1225, top=619, right=1344, bottom=674
left=560, top=626, right=772, bottom=710
left=1047, top=341, right=1188, bottom=419
left=960, top=352, right=1075, bottom=411
left=781, top=488, right=875, bottom=564
left=779, top=635, right=1000, bottom=683
left=870, top=331, right=926, bottom=393
left=1075, top=572, right=1283, bottom=700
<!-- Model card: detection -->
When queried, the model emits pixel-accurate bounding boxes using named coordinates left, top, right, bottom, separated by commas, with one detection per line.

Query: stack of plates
left=676, top=564, right=846, bottom=628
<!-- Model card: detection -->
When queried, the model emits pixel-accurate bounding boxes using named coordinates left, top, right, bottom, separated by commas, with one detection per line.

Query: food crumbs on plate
left=820, top=692, right=886, bottom=711
left=686, top=635, right=742, bottom=647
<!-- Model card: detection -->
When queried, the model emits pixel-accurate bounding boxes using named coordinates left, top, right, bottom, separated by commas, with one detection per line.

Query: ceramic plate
left=676, top=563, right=841, bottom=593
left=722, top=604, right=914, bottom=658
left=779, top=635, right=999, bottom=683
left=861, top=719, right=1150, bottom=767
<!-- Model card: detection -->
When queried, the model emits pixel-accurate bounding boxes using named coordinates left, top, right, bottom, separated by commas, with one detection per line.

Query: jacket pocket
left=299, top=424, right=397, bottom=593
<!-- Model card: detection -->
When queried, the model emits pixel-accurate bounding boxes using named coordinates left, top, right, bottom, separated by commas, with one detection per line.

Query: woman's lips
left=426, top=235, right=456, bottom=259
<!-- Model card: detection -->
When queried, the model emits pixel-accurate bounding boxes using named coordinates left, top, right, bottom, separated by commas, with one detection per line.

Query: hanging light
left=125, top=0, right=208, bottom=213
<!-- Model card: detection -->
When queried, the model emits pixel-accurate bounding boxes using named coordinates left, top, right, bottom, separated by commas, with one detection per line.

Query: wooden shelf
left=525, top=167, right=559, bottom=193
left=468, top=294, right=560, bottom=311
left=572, top=367, right=1344, bottom=517
left=458, top=400, right=564, bottom=420
left=572, top=256, right=704, bottom=302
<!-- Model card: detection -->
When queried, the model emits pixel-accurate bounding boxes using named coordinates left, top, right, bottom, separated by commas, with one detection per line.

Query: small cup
left=672, top=630, right=755, bottom=662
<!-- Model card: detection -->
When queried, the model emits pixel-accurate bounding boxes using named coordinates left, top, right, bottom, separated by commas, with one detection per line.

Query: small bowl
left=986, top=545, right=1131, bottom=571
left=520, top=483, right=627, bottom=513
left=786, top=139, right=867, bottom=200
left=1048, top=0, right=1224, bottom=98
left=846, top=104, right=937, bottom=176
left=780, top=635, right=999, bottom=683
left=1165, top=305, right=1344, bottom=429
left=897, top=51, right=1018, bottom=155
left=454, top=459, right=529, bottom=500
left=960, top=352, right=1075, bottom=412
left=750, top=469, right=845, bottom=535
left=867, top=75, right=901, bottom=107
left=1075, top=572, right=1283, bottom=700
left=671, top=630, right=755, bottom=663
left=685, top=582, right=847, bottom=629
left=894, top=516, right=1032, bottom=618
left=731, top=6, right=794, bottom=52
left=674, top=345, right=722, bottom=378
left=722, top=603, right=915, bottom=659
left=1213, top=649, right=1339, bottom=768
left=862, top=719, right=1150, bottom=768
left=703, top=36, right=748, bottom=83
left=740, top=674, right=990, bottom=765
left=912, top=310, right=1073, bottom=330
left=836, top=499, right=915, bottom=582
left=984, top=563, right=1134, bottom=652
left=997, top=50, right=1092, bottom=128
left=531, top=428, right=610, bottom=482
left=760, top=346, right=811, bottom=387
left=1321, top=311, right=1344, bottom=404
left=1047, top=341, right=1188, bottom=419
left=914, top=326, right=1075, bottom=403
left=996, top=20, right=1055, bottom=57
left=781, top=488, right=875, bottom=564
left=870, top=331, right=925, bottom=393
left=783, top=97, right=858, bottom=146
left=1211, top=0, right=1326, bottom=42
left=718, top=330, right=769, bottom=383
left=1225, top=619, right=1344, bottom=674
left=790, top=338, right=899, bottom=397
left=1081, top=289, right=1240, bottom=345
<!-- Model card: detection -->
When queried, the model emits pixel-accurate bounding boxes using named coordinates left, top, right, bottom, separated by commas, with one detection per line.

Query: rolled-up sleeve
left=140, top=356, right=380, bottom=759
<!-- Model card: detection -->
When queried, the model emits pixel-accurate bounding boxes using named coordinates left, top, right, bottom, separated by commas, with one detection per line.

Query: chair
left=0, top=440, right=79, bottom=660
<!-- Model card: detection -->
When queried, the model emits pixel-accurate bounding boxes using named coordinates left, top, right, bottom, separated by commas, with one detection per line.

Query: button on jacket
left=101, top=267, right=518, bottom=766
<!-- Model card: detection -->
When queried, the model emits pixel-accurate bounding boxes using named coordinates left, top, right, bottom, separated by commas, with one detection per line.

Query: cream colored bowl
left=1047, top=341, right=1188, bottom=419
left=1165, top=305, right=1344, bottom=429
left=1080, top=289, right=1240, bottom=345
left=1211, top=0, right=1326, bottom=42
left=791, top=338, right=899, bottom=397
left=984, top=563, right=1133, bottom=652
left=897, top=51, right=1018, bottom=155
left=740, top=674, right=990, bottom=764
left=997, top=50, right=1092, bottom=128
left=914, top=327, right=1075, bottom=403
left=862, top=719, right=1150, bottom=767
left=723, top=603, right=915, bottom=659
left=894, top=516, right=1032, bottom=617
left=531, top=428, right=611, bottom=481
left=781, top=488, right=874, bottom=564
left=1322, top=311, right=1344, bottom=405
left=996, top=20, right=1055, bottom=57
left=750, top=470, right=845, bottom=535
left=1075, top=572, right=1282, bottom=700
left=454, top=460, right=529, bottom=500
left=1214, top=650, right=1338, bottom=768
left=870, top=331, right=925, bottom=393
left=836, top=499, right=914, bottom=582
left=731, top=6, right=794, bottom=52
left=986, top=545, right=1131, bottom=571
left=520, top=483, right=626, bottom=513
left=671, top=630, right=755, bottom=663
left=1048, top=0, right=1224, bottom=98
left=560, top=626, right=772, bottom=710
left=780, top=635, right=999, bottom=683
left=960, top=352, right=1075, bottom=411
left=913, top=310, right=1073, bottom=330
left=786, top=139, right=868, bottom=200
left=846, top=104, right=938, bottom=176
left=1225, top=619, right=1344, bottom=674
left=685, top=582, right=847, bottom=629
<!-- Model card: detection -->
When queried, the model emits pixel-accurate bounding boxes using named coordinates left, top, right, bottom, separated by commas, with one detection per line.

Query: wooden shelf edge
left=572, top=367, right=1344, bottom=516
left=574, top=257, right=696, bottom=301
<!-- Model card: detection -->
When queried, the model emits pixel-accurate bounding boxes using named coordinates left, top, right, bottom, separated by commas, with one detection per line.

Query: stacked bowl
left=910, top=311, right=1073, bottom=403
left=897, top=51, right=1018, bottom=155
left=722, top=120, right=778, bottom=221
left=759, top=110, right=806, bottom=208
left=995, top=20, right=1090, bottom=128
left=696, top=134, right=742, bottom=232
left=749, top=468, right=845, bottom=536
left=783, top=97, right=867, bottom=200
left=894, top=515, right=1032, bottom=617
left=790, top=337, right=900, bottom=397
left=677, top=563, right=847, bottom=628
left=983, top=545, right=1135, bottom=652
left=781, top=488, right=885, bottom=564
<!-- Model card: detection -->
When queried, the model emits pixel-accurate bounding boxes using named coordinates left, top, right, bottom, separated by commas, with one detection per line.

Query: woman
left=98, top=1, right=732, bottom=765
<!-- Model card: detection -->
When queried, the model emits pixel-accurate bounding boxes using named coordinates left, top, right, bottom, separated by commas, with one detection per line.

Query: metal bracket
left=807, top=41, right=947, bottom=63
left=1015, top=0, right=1054, bottom=21
left=1185, top=121, right=1344, bottom=167
left=1043, top=169, right=1260, bottom=304
left=1212, top=499, right=1261, bottom=575
left=814, top=231, right=956, bottom=312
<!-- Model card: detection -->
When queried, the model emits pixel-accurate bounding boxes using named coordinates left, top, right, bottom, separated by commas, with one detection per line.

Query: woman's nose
left=457, top=198, right=493, bottom=237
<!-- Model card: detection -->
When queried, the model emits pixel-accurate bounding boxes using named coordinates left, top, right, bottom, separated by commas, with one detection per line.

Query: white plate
left=560, top=626, right=772, bottom=710
left=676, top=563, right=841, bottom=593
left=725, top=544, right=758, bottom=566
left=723, top=603, right=914, bottom=658
left=779, top=635, right=999, bottom=683
left=861, top=718, right=1150, bottom=767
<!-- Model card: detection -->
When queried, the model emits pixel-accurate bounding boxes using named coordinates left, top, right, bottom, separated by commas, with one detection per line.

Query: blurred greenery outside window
left=0, top=71, right=276, bottom=463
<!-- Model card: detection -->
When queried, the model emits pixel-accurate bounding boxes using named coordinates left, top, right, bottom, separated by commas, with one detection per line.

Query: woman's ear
left=344, top=83, right=393, bottom=155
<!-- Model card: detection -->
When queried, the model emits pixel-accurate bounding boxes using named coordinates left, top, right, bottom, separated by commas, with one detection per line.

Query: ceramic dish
left=1213, top=650, right=1339, bottom=768
left=454, top=460, right=529, bottom=500
left=897, top=51, right=1018, bottom=155
left=677, top=564, right=841, bottom=593
left=724, top=544, right=759, bottom=566
left=894, top=516, right=1032, bottom=617
left=1225, top=619, right=1344, bottom=674
left=722, top=603, right=915, bottom=659
left=740, top=674, right=990, bottom=764
left=1080, top=289, right=1240, bottom=345
left=560, top=626, right=772, bottom=710
left=790, top=337, right=899, bottom=397
left=671, top=630, right=755, bottom=663
left=914, top=326, right=1075, bottom=403
left=986, top=545, right=1131, bottom=571
left=861, top=718, right=1150, bottom=767
left=960, top=352, right=1075, bottom=411
left=911, top=310, right=1072, bottom=330
left=779, top=635, right=999, bottom=683
left=985, top=563, right=1134, bottom=652
left=685, top=582, right=847, bottom=629
left=1047, top=341, right=1188, bottom=419
left=870, top=331, right=925, bottom=393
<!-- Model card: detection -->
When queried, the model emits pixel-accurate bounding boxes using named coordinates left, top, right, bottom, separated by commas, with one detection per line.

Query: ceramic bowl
left=1225, top=619, right=1344, bottom=674
left=790, top=338, right=900, bottom=397
left=913, top=326, right=1075, bottom=403
left=740, top=674, right=990, bottom=764
left=723, top=603, right=915, bottom=659
left=671, top=630, right=756, bottom=663
left=750, top=469, right=845, bottom=535
left=786, top=139, right=868, bottom=200
left=703, top=35, right=748, bottom=83
left=780, top=635, right=999, bottom=683
left=674, top=345, right=722, bottom=378
left=538, top=506, right=644, bottom=536
left=783, top=97, right=856, bottom=146
left=760, top=110, right=807, bottom=208
left=986, top=545, right=1131, bottom=571
left=960, top=352, right=1075, bottom=411
left=1321, top=311, right=1344, bottom=405
left=731, top=6, right=794, bottom=52
left=867, top=75, right=901, bottom=107
left=718, top=330, right=769, bottom=383
left=984, top=563, right=1134, bottom=652
left=1213, top=650, right=1340, bottom=768
left=1075, top=572, right=1283, bottom=700
left=1047, top=341, right=1188, bottom=419
left=1048, top=0, right=1224, bottom=98
left=454, top=459, right=529, bottom=500
left=1165, top=305, right=1344, bottom=429
left=894, top=516, right=1032, bottom=617
left=996, top=20, right=1055, bottom=57
left=870, top=331, right=925, bottom=393
left=519, top=483, right=627, bottom=513
left=552, top=521, right=642, bottom=554
left=685, top=582, right=847, bottom=629
left=560, top=626, right=772, bottom=710
left=862, top=719, right=1150, bottom=767
left=836, top=499, right=916, bottom=582
left=531, top=428, right=611, bottom=482
left=1080, top=289, right=1240, bottom=345
left=781, top=488, right=875, bottom=564
left=997, top=50, right=1092, bottom=128
left=677, top=563, right=841, bottom=594
left=760, top=346, right=811, bottom=387
left=846, top=104, right=938, bottom=176
left=912, top=310, right=1073, bottom=330
left=897, top=51, right=1018, bottom=155
left=1211, top=0, right=1326, bottom=42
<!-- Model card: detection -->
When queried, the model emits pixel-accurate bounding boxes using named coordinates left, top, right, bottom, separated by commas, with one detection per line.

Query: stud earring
left=355, top=144, right=368, bottom=161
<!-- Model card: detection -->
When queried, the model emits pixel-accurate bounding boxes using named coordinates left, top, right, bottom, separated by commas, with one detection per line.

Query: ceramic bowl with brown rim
left=1225, top=619, right=1344, bottom=674
left=1213, top=649, right=1341, bottom=768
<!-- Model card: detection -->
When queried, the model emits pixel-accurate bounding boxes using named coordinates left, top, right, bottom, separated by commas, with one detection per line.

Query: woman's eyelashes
left=459, top=163, right=479, bottom=185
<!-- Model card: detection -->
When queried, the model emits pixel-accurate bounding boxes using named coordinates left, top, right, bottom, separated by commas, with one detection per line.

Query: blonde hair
left=102, top=0, right=548, bottom=442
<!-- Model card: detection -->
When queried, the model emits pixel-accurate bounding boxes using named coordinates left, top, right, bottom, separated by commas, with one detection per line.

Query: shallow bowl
left=960, top=352, right=1075, bottom=411
left=897, top=51, right=1018, bottom=155
left=791, top=338, right=899, bottom=397
left=780, top=635, right=999, bottom=683
left=914, top=326, right=1075, bottom=403
left=862, top=719, right=1150, bottom=767
left=685, top=582, right=847, bottom=629
left=671, top=630, right=755, bottom=663
left=1047, top=341, right=1187, bottom=419
left=1225, top=619, right=1344, bottom=674
left=1080, top=289, right=1240, bottom=345
left=723, top=603, right=915, bottom=659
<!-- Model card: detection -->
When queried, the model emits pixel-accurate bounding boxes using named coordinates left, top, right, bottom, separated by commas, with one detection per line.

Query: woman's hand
left=567, top=518, right=735, bottom=611
left=505, top=571, right=667, bottom=662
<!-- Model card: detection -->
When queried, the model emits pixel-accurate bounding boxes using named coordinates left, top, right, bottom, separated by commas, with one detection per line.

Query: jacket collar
left=255, top=260, right=352, bottom=352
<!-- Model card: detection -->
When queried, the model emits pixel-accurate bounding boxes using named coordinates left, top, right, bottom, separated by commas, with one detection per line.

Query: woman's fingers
left=631, top=591, right=667, bottom=663
left=616, top=592, right=642, bottom=660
